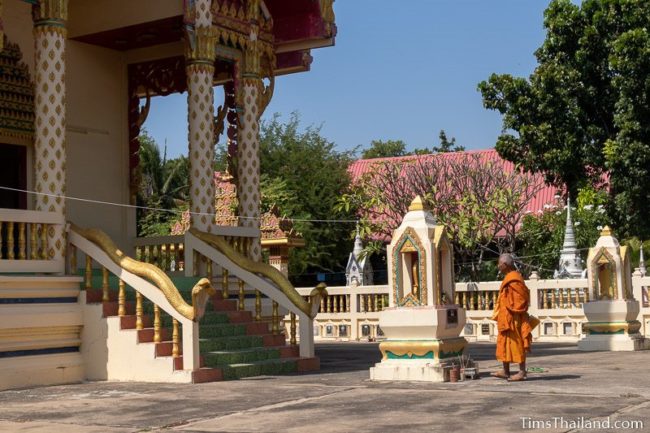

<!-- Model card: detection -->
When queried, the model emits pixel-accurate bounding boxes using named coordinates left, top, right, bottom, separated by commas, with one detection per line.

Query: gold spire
left=600, top=226, right=613, bottom=237
left=408, top=195, right=429, bottom=212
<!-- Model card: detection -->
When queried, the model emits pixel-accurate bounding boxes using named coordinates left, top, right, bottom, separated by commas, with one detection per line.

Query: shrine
left=370, top=196, right=468, bottom=382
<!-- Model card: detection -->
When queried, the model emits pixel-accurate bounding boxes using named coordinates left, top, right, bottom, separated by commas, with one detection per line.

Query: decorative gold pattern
left=33, top=4, right=68, bottom=260
left=0, top=37, right=35, bottom=142
left=71, top=225, right=215, bottom=320
left=392, top=227, right=427, bottom=306
left=583, top=321, right=641, bottom=335
left=378, top=338, right=467, bottom=361
left=190, top=228, right=327, bottom=319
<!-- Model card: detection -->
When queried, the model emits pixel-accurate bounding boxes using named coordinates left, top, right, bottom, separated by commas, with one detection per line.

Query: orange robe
left=492, top=271, right=536, bottom=364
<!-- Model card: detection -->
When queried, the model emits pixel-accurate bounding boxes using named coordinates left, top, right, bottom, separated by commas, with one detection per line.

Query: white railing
left=184, top=229, right=323, bottom=358
left=633, top=272, right=650, bottom=336
left=69, top=229, right=202, bottom=371
left=291, top=285, right=391, bottom=341
left=0, top=208, right=65, bottom=273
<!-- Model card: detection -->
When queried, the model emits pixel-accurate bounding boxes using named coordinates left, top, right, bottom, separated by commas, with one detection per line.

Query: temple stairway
left=83, top=273, right=318, bottom=383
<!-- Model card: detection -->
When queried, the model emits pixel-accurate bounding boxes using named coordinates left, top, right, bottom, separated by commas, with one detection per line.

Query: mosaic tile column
left=33, top=0, right=68, bottom=261
left=185, top=0, right=217, bottom=232
left=237, top=76, right=262, bottom=261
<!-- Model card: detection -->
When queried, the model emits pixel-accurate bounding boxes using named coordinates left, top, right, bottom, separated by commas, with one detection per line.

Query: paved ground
left=1, top=342, right=649, bottom=433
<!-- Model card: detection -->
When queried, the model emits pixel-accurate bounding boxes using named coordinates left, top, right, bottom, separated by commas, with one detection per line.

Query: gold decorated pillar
left=32, top=0, right=68, bottom=263
left=237, top=1, right=274, bottom=261
left=185, top=0, right=218, bottom=232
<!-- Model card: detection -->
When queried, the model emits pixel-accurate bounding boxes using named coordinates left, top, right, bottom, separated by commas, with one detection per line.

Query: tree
left=431, top=130, right=465, bottom=153
left=518, top=187, right=610, bottom=277
left=478, top=0, right=650, bottom=238
left=259, top=113, right=357, bottom=276
left=137, top=131, right=189, bottom=236
left=361, top=139, right=408, bottom=159
left=337, top=153, right=544, bottom=280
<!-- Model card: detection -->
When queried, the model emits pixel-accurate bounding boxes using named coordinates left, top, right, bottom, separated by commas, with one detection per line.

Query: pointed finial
left=600, top=226, right=612, bottom=237
left=408, top=195, right=428, bottom=212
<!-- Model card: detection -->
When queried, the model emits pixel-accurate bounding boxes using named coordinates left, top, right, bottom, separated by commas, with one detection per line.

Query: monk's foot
left=508, top=371, right=527, bottom=382
left=490, top=370, right=509, bottom=379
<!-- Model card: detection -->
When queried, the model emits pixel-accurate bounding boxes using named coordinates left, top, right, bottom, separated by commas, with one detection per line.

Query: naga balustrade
left=184, top=228, right=326, bottom=358
left=68, top=225, right=214, bottom=371
left=0, top=208, right=65, bottom=273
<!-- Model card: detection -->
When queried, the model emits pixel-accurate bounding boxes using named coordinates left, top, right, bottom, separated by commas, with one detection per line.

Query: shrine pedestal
left=578, top=300, right=650, bottom=351
left=370, top=306, right=467, bottom=382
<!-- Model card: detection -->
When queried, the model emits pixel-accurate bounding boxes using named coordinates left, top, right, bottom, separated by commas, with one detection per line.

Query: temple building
left=0, top=0, right=335, bottom=390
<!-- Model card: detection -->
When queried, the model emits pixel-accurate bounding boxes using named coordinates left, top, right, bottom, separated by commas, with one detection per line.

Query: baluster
left=574, top=287, right=580, bottom=307
left=255, top=290, right=262, bottom=321
left=17, top=222, right=26, bottom=260
left=290, top=313, right=297, bottom=345
left=102, top=267, right=110, bottom=302
left=7, top=221, right=14, bottom=259
left=238, top=279, right=245, bottom=311
left=272, top=301, right=279, bottom=335
left=540, top=289, right=546, bottom=309
left=480, top=292, right=487, bottom=310
left=473, top=292, right=479, bottom=311
left=584, top=287, right=589, bottom=304
left=491, top=291, right=498, bottom=309
left=159, top=244, right=166, bottom=270
left=326, top=295, right=332, bottom=313
left=320, top=296, right=325, bottom=312
left=559, top=288, right=565, bottom=308
left=136, top=292, right=144, bottom=330
left=454, top=292, right=460, bottom=305
left=118, top=279, right=126, bottom=316
left=347, top=295, right=351, bottom=312
left=172, top=319, right=180, bottom=358
left=69, top=244, right=77, bottom=274
left=153, top=305, right=161, bottom=343
left=551, top=289, right=557, bottom=309
left=169, top=244, right=176, bottom=270
left=29, top=223, right=37, bottom=260
left=85, top=256, right=92, bottom=290
left=374, top=295, right=379, bottom=311
left=222, top=268, right=229, bottom=299
left=360, top=294, right=366, bottom=312
left=40, top=223, right=48, bottom=259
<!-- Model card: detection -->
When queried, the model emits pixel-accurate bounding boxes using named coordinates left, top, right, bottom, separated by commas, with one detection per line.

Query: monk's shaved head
left=499, top=253, right=515, bottom=267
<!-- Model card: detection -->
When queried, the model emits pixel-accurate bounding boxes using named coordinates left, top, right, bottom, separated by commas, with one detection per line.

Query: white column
left=185, top=0, right=217, bottom=232
left=33, top=0, right=68, bottom=265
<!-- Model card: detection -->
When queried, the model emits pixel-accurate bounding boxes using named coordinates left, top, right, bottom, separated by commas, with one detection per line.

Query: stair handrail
left=69, top=224, right=215, bottom=321
left=188, top=228, right=327, bottom=319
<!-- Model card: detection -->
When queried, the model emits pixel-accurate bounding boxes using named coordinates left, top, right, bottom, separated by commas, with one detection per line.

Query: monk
left=490, top=254, right=538, bottom=381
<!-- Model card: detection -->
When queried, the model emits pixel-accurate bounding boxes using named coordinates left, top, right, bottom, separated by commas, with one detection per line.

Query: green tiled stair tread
left=199, top=335, right=264, bottom=351
left=203, top=347, right=281, bottom=366
left=161, top=311, right=230, bottom=327
left=220, top=358, right=299, bottom=380
left=200, top=323, right=248, bottom=338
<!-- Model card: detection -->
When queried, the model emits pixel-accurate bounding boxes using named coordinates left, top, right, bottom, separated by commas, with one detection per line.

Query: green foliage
left=361, top=140, right=408, bottom=159
left=518, top=187, right=610, bottom=277
left=136, top=130, right=189, bottom=236
left=259, top=113, right=357, bottom=276
left=478, top=0, right=650, bottom=238
left=431, top=130, right=465, bottom=153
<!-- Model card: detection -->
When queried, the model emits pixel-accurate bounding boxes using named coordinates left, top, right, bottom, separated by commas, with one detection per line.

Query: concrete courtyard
left=0, top=342, right=648, bottom=433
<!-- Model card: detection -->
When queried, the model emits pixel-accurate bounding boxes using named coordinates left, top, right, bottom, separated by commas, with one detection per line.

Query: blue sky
left=144, top=0, right=551, bottom=158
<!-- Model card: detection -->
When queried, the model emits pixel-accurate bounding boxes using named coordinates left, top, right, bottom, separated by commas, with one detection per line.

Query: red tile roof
left=348, top=149, right=561, bottom=217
